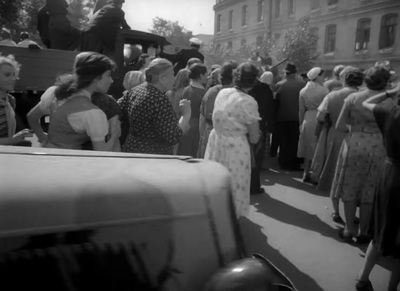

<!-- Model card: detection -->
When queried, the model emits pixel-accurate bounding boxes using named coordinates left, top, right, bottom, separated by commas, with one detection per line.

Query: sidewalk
left=241, top=158, right=395, bottom=291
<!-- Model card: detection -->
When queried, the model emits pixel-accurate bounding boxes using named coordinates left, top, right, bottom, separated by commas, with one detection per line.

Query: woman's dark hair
left=188, top=63, right=207, bottom=80
left=55, top=52, right=116, bottom=100
left=364, top=66, right=391, bottom=91
left=220, top=60, right=238, bottom=86
left=344, top=67, right=364, bottom=88
left=234, top=62, right=259, bottom=89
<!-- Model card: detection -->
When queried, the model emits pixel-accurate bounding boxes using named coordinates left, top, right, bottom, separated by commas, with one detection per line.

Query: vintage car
left=0, top=146, right=296, bottom=291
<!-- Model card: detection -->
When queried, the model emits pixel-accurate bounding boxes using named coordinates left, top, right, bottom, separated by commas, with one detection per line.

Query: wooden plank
left=0, top=46, right=79, bottom=92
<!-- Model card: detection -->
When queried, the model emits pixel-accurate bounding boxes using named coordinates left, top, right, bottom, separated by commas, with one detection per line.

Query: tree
left=275, top=16, right=319, bottom=72
left=67, top=0, right=96, bottom=30
left=149, top=17, right=193, bottom=52
left=0, top=0, right=97, bottom=44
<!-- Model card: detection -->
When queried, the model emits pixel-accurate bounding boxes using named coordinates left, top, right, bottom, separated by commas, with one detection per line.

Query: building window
left=355, top=18, right=371, bottom=51
left=311, top=0, right=320, bottom=10
left=288, top=0, right=295, bottom=15
left=256, top=35, right=263, bottom=48
left=379, top=14, right=397, bottom=49
left=257, top=1, right=264, bottom=22
left=274, top=0, right=281, bottom=18
left=328, top=0, right=338, bottom=5
left=242, top=5, right=248, bottom=26
left=241, top=39, right=247, bottom=49
left=227, top=41, right=233, bottom=50
left=325, top=24, right=336, bottom=53
left=229, top=10, right=234, bottom=30
left=217, top=14, right=221, bottom=32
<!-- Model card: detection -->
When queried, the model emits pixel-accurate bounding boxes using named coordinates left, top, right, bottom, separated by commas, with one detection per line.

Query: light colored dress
left=204, top=88, right=260, bottom=217
left=314, top=87, right=357, bottom=191
left=298, top=81, right=329, bottom=159
left=330, top=89, right=386, bottom=203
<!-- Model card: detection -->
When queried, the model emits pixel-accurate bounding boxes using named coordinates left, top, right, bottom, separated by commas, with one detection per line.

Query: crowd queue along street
left=0, top=0, right=399, bottom=290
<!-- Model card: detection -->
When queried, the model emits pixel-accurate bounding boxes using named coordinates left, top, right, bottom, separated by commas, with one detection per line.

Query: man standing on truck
left=0, top=28, right=17, bottom=47
left=158, top=38, right=205, bottom=76
left=80, top=0, right=131, bottom=57
left=46, top=0, right=81, bottom=50
left=37, top=4, right=51, bottom=48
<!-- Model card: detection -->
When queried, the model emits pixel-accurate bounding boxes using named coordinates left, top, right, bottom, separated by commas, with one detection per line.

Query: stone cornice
left=214, top=0, right=245, bottom=12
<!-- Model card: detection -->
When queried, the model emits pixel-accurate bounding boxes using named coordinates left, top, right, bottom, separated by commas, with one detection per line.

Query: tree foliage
left=0, top=0, right=97, bottom=43
left=276, top=16, right=319, bottom=72
left=149, top=17, right=193, bottom=51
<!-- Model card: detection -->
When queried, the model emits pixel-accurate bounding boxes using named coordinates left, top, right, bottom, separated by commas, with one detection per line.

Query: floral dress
left=330, top=89, right=386, bottom=203
left=204, top=88, right=260, bottom=217
left=118, top=83, right=182, bottom=155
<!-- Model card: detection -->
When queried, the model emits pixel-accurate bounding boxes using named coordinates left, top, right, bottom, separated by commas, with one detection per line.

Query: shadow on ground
left=251, top=194, right=343, bottom=244
left=240, top=217, right=325, bottom=291
left=262, top=158, right=329, bottom=197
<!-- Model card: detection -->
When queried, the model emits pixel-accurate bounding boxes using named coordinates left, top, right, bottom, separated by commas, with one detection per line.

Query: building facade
left=213, top=0, right=400, bottom=73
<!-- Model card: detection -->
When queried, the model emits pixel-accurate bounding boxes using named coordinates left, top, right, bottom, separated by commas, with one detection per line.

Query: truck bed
left=0, top=46, right=78, bottom=92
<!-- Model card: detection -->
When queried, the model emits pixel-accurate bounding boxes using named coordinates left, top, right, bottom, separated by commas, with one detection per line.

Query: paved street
left=240, top=158, right=397, bottom=291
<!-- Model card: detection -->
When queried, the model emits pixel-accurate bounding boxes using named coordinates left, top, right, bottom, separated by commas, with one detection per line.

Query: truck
left=0, top=29, right=170, bottom=130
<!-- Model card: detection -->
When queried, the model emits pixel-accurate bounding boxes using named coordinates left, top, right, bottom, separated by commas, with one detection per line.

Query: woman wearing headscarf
left=0, top=55, right=33, bottom=146
left=119, top=58, right=191, bottom=155
left=298, top=67, right=329, bottom=183
left=314, top=67, right=364, bottom=224
left=355, top=82, right=400, bottom=291
left=45, top=52, right=120, bottom=151
left=331, top=66, right=390, bottom=244
left=198, top=61, right=238, bottom=159
left=177, top=63, right=208, bottom=157
left=205, top=62, right=261, bottom=218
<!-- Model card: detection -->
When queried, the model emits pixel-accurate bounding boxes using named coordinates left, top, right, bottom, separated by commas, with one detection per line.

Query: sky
left=123, top=0, right=215, bottom=35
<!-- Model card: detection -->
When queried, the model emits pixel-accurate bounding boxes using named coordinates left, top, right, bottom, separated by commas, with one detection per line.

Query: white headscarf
left=123, top=71, right=145, bottom=91
left=260, top=71, right=274, bottom=85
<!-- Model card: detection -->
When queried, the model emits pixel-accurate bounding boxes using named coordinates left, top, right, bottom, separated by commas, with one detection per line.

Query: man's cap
left=189, top=37, right=202, bottom=46
left=284, top=62, right=297, bottom=74
left=307, top=67, right=324, bottom=81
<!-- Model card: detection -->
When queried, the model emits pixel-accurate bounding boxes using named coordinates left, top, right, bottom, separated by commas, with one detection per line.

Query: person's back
left=173, top=48, right=204, bottom=75
left=86, top=4, right=128, bottom=50
left=327, top=87, right=357, bottom=124
left=346, top=90, right=381, bottom=131
left=182, top=85, right=204, bottom=120
left=324, top=79, right=343, bottom=92
left=249, top=80, right=274, bottom=132
left=276, top=77, right=304, bottom=122
left=47, top=95, right=96, bottom=149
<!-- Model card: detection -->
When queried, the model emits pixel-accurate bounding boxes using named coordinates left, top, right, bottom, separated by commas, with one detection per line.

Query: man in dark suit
left=248, top=76, right=275, bottom=195
left=80, top=0, right=130, bottom=56
left=37, top=4, right=51, bottom=48
left=159, top=37, right=205, bottom=75
left=274, top=62, right=305, bottom=170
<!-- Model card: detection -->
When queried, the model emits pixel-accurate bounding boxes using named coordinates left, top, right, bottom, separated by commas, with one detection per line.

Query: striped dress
left=0, top=94, right=16, bottom=138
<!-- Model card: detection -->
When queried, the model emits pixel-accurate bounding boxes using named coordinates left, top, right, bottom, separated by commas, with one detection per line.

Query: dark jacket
left=159, top=48, right=204, bottom=75
left=37, top=5, right=51, bottom=48
left=248, top=81, right=276, bottom=133
left=85, top=4, right=130, bottom=50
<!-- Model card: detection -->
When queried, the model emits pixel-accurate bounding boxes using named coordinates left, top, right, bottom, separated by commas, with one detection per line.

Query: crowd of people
left=0, top=1, right=399, bottom=288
